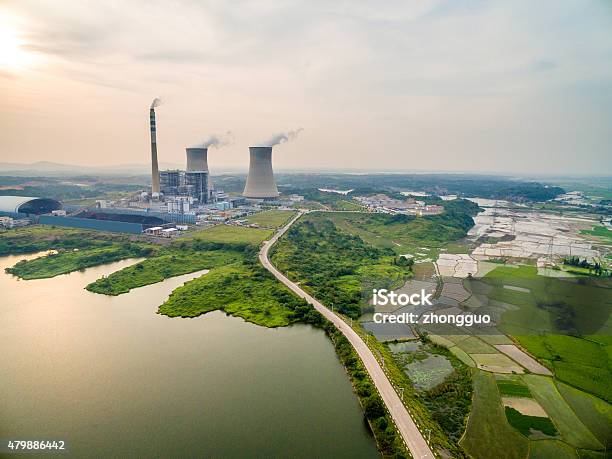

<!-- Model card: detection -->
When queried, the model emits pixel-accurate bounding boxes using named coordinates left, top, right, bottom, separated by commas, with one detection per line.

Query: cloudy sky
left=0, top=0, right=611, bottom=174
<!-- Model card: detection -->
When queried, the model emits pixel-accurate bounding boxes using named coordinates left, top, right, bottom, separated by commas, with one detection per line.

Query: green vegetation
left=323, top=323, right=408, bottom=457
left=524, top=375, right=603, bottom=451
left=479, top=265, right=612, bottom=402
left=497, top=377, right=532, bottom=398
left=580, top=225, right=612, bottom=242
left=557, top=381, right=612, bottom=448
left=6, top=243, right=153, bottom=279
left=87, top=249, right=242, bottom=295
left=529, top=440, right=579, bottom=459
left=514, top=335, right=611, bottom=403
left=244, top=210, right=296, bottom=228
left=393, top=343, right=474, bottom=446
left=277, top=173, right=565, bottom=201
left=0, top=225, right=124, bottom=256
left=504, top=406, right=558, bottom=437
left=307, top=200, right=478, bottom=255
left=0, top=179, right=144, bottom=201
left=185, top=224, right=273, bottom=245
left=158, top=262, right=318, bottom=327
left=271, top=214, right=411, bottom=318
left=460, top=370, right=529, bottom=459
left=296, top=189, right=365, bottom=210
left=563, top=256, right=609, bottom=277
left=352, top=332, right=469, bottom=457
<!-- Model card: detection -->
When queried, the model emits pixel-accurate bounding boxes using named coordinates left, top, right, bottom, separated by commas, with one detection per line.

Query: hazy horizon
left=1, top=1, right=611, bottom=175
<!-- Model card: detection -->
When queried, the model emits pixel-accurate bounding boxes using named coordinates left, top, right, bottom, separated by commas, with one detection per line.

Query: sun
left=0, top=18, right=33, bottom=70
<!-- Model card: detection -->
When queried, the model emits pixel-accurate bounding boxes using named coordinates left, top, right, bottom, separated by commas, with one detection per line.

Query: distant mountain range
left=0, top=161, right=184, bottom=176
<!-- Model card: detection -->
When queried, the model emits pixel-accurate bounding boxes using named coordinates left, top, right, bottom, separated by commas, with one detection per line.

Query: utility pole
left=398, top=387, right=404, bottom=401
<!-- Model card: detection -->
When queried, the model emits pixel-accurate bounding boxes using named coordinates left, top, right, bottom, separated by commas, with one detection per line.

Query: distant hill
left=0, top=161, right=182, bottom=176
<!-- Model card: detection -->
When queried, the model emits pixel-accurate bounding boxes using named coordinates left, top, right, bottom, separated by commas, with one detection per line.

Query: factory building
left=159, top=146, right=213, bottom=204
left=0, top=196, right=62, bottom=217
left=160, top=170, right=181, bottom=195
left=243, top=146, right=279, bottom=199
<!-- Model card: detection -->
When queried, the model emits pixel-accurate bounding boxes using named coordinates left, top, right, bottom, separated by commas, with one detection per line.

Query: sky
left=0, top=0, right=611, bottom=175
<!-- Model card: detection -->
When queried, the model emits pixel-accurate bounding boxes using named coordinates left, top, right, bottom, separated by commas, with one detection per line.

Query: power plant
left=242, top=146, right=279, bottom=199
left=149, top=99, right=161, bottom=196
left=146, top=99, right=297, bottom=205
left=186, top=147, right=209, bottom=172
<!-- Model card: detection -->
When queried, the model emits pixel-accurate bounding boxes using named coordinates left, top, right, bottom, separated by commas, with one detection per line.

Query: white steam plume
left=194, top=131, right=234, bottom=149
left=150, top=97, right=162, bottom=109
left=259, top=128, right=303, bottom=147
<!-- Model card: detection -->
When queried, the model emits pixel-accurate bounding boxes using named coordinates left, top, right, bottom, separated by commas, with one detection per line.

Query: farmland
left=460, top=371, right=529, bottom=459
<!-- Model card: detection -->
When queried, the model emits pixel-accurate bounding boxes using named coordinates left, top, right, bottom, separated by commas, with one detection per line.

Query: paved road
left=260, top=212, right=434, bottom=459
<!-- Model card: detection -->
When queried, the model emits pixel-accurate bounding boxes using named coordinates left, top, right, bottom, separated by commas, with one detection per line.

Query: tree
left=364, top=395, right=385, bottom=420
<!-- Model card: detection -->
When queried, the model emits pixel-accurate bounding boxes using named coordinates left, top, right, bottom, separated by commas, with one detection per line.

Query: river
left=0, top=254, right=378, bottom=458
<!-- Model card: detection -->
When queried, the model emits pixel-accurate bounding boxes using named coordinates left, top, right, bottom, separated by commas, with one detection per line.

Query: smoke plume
left=194, top=131, right=234, bottom=149
left=260, top=128, right=303, bottom=147
left=150, top=97, right=162, bottom=109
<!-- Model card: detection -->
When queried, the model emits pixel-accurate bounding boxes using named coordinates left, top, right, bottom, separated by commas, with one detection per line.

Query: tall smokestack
left=149, top=100, right=161, bottom=195
left=186, top=147, right=209, bottom=172
left=243, top=146, right=279, bottom=199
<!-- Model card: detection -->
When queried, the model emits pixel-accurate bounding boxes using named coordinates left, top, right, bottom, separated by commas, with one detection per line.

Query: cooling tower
left=243, top=146, right=279, bottom=198
left=186, top=147, right=209, bottom=172
left=150, top=108, right=160, bottom=195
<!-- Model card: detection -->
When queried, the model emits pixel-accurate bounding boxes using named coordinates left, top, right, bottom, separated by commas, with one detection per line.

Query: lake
left=0, top=254, right=378, bottom=458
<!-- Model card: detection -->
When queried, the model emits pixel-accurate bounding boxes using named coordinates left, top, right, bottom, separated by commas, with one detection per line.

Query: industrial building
left=0, top=196, right=63, bottom=217
left=159, top=147, right=211, bottom=204
left=243, top=146, right=279, bottom=199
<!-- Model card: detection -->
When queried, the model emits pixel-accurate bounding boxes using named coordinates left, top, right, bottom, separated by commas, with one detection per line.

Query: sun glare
left=0, top=18, right=33, bottom=70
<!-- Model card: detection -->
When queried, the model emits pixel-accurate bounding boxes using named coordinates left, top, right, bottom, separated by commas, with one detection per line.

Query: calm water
left=0, top=254, right=378, bottom=458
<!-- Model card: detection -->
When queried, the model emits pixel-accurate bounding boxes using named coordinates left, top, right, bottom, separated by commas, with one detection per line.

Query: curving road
left=260, top=212, right=434, bottom=459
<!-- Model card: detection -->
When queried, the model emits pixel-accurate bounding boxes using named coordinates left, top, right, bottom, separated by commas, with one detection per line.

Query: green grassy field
left=556, top=381, right=612, bottom=448
left=185, top=224, right=273, bottom=245
left=244, top=210, right=296, bottom=228
left=460, top=370, right=529, bottom=459
left=496, top=376, right=532, bottom=398
left=524, top=375, right=603, bottom=451
left=529, top=440, right=579, bottom=459
left=86, top=249, right=242, bottom=295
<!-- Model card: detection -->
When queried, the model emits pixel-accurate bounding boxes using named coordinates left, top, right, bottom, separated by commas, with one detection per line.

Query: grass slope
left=244, top=210, right=296, bottom=228
left=556, top=381, right=612, bottom=448
left=184, top=224, right=273, bottom=245
left=460, top=370, right=529, bottom=459
left=524, top=375, right=603, bottom=451
left=529, top=440, right=578, bottom=459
